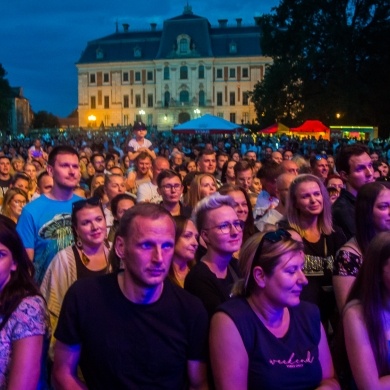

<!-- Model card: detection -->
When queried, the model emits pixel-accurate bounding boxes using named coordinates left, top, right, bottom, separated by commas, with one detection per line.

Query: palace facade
left=77, top=6, right=272, bottom=130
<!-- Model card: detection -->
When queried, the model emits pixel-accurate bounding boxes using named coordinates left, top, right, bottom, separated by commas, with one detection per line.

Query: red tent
left=259, top=122, right=289, bottom=134
left=290, top=120, right=330, bottom=139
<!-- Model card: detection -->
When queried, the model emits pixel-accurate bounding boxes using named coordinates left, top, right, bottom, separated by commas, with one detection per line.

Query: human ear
left=252, top=266, right=266, bottom=288
left=115, top=236, right=125, bottom=259
left=200, top=229, right=209, bottom=244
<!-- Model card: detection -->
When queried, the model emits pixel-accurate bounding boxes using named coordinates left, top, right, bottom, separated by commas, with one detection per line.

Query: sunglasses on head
left=314, top=154, right=327, bottom=161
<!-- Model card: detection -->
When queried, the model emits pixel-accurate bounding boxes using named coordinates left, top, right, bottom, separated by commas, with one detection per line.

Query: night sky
left=0, top=0, right=279, bottom=118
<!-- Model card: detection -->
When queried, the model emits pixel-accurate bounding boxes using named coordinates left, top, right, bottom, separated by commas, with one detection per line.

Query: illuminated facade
left=77, top=6, right=272, bottom=129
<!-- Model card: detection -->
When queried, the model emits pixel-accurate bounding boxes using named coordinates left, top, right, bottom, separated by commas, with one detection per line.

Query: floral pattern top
left=0, top=295, right=48, bottom=389
left=333, top=248, right=363, bottom=276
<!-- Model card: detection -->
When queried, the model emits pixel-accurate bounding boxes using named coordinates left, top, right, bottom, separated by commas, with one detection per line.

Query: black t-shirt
left=184, top=258, right=241, bottom=318
left=55, top=273, right=208, bottom=390
left=0, top=177, right=11, bottom=200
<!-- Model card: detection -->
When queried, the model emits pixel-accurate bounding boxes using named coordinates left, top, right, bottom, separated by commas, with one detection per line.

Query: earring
left=76, top=238, right=83, bottom=249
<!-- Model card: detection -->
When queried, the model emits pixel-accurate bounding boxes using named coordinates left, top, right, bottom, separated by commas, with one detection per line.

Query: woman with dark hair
left=343, top=232, right=390, bottom=388
left=220, top=159, right=237, bottom=185
left=210, top=229, right=339, bottom=389
left=40, top=197, right=110, bottom=353
left=333, top=181, right=390, bottom=311
left=0, top=216, right=49, bottom=389
left=107, top=193, right=136, bottom=242
left=286, top=174, right=346, bottom=326
left=218, top=184, right=257, bottom=244
left=168, top=216, right=198, bottom=287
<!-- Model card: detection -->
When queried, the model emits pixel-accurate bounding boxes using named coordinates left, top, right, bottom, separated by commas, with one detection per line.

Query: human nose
left=152, top=246, right=163, bottom=263
left=297, top=269, right=308, bottom=285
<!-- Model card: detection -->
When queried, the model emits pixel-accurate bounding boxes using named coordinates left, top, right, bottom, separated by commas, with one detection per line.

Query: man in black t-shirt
left=53, top=203, right=208, bottom=390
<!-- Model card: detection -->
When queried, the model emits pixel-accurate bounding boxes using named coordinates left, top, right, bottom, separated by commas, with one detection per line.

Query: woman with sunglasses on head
left=0, top=216, right=50, bottom=390
left=210, top=228, right=339, bottom=390
left=285, top=174, right=346, bottom=330
left=41, top=197, right=111, bottom=354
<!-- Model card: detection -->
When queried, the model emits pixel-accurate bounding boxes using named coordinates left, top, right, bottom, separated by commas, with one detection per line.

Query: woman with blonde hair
left=186, top=173, right=217, bottom=210
left=286, top=174, right=346, bottom=327
left=1, top=188, right=28, bottom=223
left=210, top=229, right=339, bottom=389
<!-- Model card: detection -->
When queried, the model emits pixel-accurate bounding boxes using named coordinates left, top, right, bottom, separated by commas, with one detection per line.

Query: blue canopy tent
left=172, top=114, right=244, bottom=134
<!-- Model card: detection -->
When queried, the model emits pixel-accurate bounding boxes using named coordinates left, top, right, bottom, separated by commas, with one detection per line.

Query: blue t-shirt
left=218, top=298, right=322, bottom=390
left=17, top=194, right=82, bottom=284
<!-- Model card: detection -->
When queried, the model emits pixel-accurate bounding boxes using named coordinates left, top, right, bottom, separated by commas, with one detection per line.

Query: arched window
left=180, top=66, right=188, bottom=80
left=180, top=38, right=188, bottom=53
left=199, top=90, right=205, bottom=107
left=164, top=66, right=170, bottom=80
left=198, top=65, right=205, bottom=79
left=179, top=90, right=189, bottom=103
left=164, top=91, right=170, bottom=107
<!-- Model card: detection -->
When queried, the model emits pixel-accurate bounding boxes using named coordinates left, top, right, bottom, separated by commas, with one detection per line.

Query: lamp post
left=139, top=109, right=145, bottom=123
left=88, top=115, right=96, bottom=128
left=194, top=108, right=200, bottom=118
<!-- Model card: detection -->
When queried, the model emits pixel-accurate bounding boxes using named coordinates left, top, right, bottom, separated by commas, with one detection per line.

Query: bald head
left=280, top=160, right=299, bottom=176
left=276, top=173, right=295, bottom=206
left=271, top=151, right=283, bottom=164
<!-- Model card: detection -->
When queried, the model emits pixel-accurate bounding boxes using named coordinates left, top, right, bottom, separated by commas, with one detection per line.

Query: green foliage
left=0, top=64, right=12, bottom=130
left=32, top=111, right=60, bottom=129
left=252, top=0, right=390, bottom=135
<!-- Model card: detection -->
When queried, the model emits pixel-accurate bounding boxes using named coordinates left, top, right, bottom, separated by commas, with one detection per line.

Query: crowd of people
left=1, top=122, right=390, bottom=389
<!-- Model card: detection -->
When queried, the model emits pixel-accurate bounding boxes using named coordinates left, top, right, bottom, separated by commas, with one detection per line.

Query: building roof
left=77, top=6, right=263, bottom=65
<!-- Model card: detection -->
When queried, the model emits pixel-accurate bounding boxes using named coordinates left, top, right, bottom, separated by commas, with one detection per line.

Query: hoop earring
left=76, top=238, right=83, bottom=249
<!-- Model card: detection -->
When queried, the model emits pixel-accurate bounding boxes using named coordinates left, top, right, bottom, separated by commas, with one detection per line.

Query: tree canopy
left=32, top=111, right=60, bottom=129
left=252, top=0, right=390, bottom=136
left=0, top=64, right=12, bottom=130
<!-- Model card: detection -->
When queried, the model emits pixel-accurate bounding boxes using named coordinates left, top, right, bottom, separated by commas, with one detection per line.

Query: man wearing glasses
left=157, top=169, right=191, bottom=217
left=185, top=193, right=243, bottom=318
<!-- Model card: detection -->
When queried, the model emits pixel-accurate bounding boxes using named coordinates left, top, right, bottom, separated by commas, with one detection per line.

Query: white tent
left=172, top=114, right=244, bottom=134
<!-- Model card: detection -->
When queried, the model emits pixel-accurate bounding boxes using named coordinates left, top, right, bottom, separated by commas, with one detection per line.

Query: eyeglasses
left=72, top=196, right=101, bottom=213
left=12, top=199, right=26, bottom=206
left=160, top=183, right=182, bottom=191
left=203, top=220, right=244, bottom=234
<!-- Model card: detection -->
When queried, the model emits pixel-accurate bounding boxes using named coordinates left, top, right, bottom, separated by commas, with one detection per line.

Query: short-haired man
left=234, top=160, right=254, bottom=193
left=215, top=152, right=228, bottom=181
left=137, top=156, right=170, bottom=203
left=310, top=154, right=329, bottom=182
left=126, top=152, right=152, bottom=193
left=244, top=150, right=257, bottom=162
left=185, top=193, right=243, bottom=317
left=280, top=159, right=299, bottom=176
left=197, top=149, right=217, bottom=175
left=31, top=171, right=54, bottom=200
left=90, top=153, right=106, bottom=174
left=271, top=151, right=283, bottom=164
left=0, top=156, right=12, bottom=205
left=332, top=144, right=374, bottom=239
left=53, top=203, right=208, bottom=389
left=17, top=146, right=82, bottom=284
left=157, top=169, right=191, bottom=217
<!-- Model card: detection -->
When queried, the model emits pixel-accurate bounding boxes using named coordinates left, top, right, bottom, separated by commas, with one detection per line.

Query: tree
left=252, top=0, right=390, bottom=135
left=0, top=64, right=12, bottom=130
left=32, top=111, right=60, bottom=129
